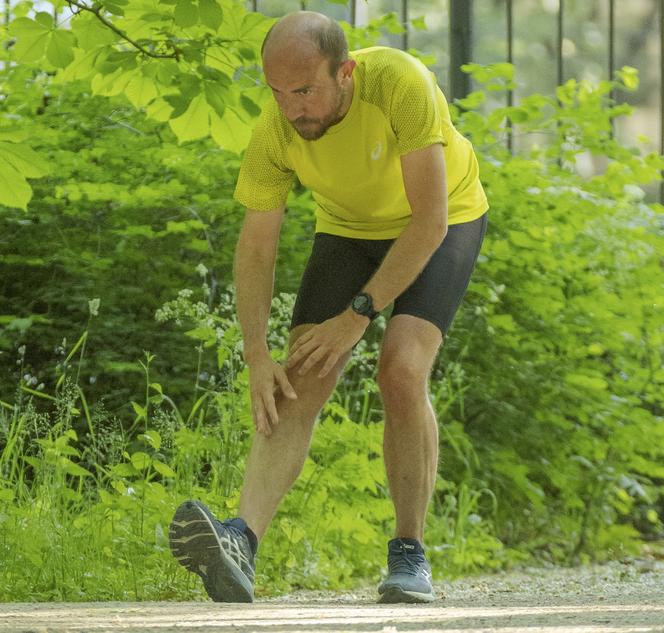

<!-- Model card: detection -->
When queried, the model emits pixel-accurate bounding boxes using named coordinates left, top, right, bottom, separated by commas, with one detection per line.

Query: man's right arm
left=234, top=206, right=297, bottom=435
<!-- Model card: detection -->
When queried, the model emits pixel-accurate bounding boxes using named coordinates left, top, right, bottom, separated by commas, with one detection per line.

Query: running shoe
left=377, top=537, right=436, bottom=603
left=169, top=500, right=255, bottom=602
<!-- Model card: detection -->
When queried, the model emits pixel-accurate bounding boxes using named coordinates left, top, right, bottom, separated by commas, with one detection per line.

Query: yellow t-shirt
left=234, top=46, right=488, bottom=239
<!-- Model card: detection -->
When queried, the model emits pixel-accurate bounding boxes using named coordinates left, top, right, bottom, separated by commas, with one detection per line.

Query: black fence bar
left=608, top=0, right=615, bottom=136
left=660, top=0, right=664, bottom=203
left=557, top=0, right=564, bottom=87
left=449, top=0, right=473, bottom=101
left=608, top=0, right=615, bottom=83
left=401, top=0, right=409, bottom=50
left=507, top=0, right=514, bottom=153
left=350, top=0, right=356, bottom=27
left=251, top=0, right=257, bottom=12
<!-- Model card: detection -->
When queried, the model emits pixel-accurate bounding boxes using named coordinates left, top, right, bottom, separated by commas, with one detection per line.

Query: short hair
left=261, top=16, right=349, bottom=77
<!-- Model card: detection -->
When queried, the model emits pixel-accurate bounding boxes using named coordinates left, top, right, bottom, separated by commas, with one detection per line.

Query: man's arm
left=362, top=142, right=448, bottom=310
left=234, top=206, right=297, bottom=435
left=288, top=143, right=448, bottom=377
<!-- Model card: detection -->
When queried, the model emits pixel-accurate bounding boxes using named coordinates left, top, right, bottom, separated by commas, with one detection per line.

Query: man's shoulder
left=351, top=47, right=436, bottom=107
left=351, top=46, right=423, bottom=76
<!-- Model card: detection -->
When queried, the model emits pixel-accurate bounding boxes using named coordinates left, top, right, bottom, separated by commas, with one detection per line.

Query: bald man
left=169, top=11, right=488, bottom=604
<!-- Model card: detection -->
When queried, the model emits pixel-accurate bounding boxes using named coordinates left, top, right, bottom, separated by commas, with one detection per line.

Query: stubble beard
left=292, top=85, right=347, bottom=141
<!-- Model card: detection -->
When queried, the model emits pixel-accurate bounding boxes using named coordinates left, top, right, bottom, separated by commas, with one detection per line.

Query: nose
left=277, top=95, right=305, bottom=121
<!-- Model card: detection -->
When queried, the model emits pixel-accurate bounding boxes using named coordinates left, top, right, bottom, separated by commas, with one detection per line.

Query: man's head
left=262, top=12, right=356, bottom=141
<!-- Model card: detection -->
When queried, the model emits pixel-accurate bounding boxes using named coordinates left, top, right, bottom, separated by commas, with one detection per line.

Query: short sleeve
left=390, top=59, right=446, bottom=155
left=233, top=105, right=296, bottom=211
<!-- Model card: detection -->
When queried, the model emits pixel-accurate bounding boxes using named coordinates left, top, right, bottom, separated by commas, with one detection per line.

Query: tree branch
left=67, top=0, right=180, bottom=60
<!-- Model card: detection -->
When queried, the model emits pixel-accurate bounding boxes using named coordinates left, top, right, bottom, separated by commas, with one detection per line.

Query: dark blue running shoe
left=377, top=538, right=436, bottom=603
left=169, top=500, right=255, bottom=602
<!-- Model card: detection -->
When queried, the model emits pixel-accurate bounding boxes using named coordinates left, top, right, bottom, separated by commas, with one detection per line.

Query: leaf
left=34, top=11, right=55, bottom=29
left=0, top=160, right=32, bottom=211
left=174, top=0, right=199, bottom=28
left=169, top=93, right=210, bottom=143
left=411, top=16, right=427, bottom=31
left=71, top=13, right=118, bottom=49
left=210, top=107, right=251, bottom=154
left=46, top=29, right=76, bottom=68
left=565, top=373, right=608, bottom=392
left=111, top=463, right=139, bottom=477
left=199, top=0, right=223, bottom=30
left=240, top=94, right=260, bottom=118
left=124, top=74, right=158, bottom=108
left=204, top=82, right=227, bottom=118
left=185, top=325, right=216, bottom=341
left=55, top=47, right=101, bottom=83
left=139, top=429, right=161, bottom=450
left=145, top=98, right=174, bottom=122
left=62, top=459, right=92, bottom=477
left=131, top=451, right=152, bottom=471
left=9, top=17, right=50, bottom=62
left=153, top=460, right=176, bottom=478
left=0, top=141, right=50, bottom=178
left=132, top=401, right=147, bottom=419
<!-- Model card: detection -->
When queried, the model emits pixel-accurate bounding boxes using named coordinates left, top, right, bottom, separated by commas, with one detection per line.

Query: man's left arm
left=289, top=143, right=448, bottom=377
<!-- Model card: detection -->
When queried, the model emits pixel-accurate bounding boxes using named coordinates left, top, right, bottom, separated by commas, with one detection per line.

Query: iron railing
left=251, top=0, right=664, bottom=202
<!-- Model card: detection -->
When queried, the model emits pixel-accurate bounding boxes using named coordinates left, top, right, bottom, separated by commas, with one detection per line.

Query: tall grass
left=0, top=285, right=512, bottom=601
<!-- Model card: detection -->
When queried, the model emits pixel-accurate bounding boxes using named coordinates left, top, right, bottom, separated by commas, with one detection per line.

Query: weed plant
left=1, top=65, right=663, bottom=601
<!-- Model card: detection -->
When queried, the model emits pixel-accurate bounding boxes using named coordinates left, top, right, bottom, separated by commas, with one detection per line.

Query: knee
left=377, top=354, right=429, bottom=407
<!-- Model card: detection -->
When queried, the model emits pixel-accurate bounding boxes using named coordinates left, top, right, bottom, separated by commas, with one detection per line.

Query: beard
left=291, top=87, right=347, bottom=141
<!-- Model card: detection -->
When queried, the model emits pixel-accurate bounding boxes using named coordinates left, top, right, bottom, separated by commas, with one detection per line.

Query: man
left=169, top=11, right=488, bottom=604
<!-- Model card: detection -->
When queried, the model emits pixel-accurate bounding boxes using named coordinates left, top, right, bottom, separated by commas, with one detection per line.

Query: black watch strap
left=350, top=292, right=379, bottom=320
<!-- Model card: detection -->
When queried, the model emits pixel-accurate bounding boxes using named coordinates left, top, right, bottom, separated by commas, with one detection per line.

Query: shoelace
left=388, top=549, right=427, bottom=576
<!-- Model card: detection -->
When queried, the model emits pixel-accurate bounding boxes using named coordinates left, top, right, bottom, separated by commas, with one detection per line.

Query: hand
left=287, top=310, right=369, bottom=378
left=247, top=355, right=297, bottom=436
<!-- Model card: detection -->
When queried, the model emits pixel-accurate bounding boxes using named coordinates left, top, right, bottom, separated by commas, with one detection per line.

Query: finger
left=275, top=366, right=298, bottom=399
left=289, top=329, right=315, bottom=358
left=252, top=401, right=269, bottom=435
left=263, top=391, right=279, bottom=429
left=299, top=347, right=328, bottom=376
left=288, top=338, right=317, bottom=368
left=318, top=352, right=339, bottom=379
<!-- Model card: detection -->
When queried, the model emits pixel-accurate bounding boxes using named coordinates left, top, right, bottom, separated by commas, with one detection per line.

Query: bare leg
left=239, top=324, right=350, bottom=540
left=377, top=315, right=443, bottom=544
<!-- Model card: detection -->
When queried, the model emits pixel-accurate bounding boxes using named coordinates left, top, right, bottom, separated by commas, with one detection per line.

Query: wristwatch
left=350, top=292, right=379, bottom=320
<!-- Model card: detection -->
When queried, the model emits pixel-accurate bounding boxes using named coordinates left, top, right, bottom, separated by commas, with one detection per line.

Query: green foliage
left=444, top=62, right=664, bottom=563
left=1, top=0, right=663, bottom=601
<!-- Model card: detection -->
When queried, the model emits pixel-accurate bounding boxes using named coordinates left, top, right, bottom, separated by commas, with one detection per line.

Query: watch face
left=352, top=294, right=370, bottom=313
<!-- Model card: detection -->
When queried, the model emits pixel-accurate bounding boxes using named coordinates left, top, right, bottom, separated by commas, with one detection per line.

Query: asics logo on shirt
left=371, top=141, right=383, bottom=161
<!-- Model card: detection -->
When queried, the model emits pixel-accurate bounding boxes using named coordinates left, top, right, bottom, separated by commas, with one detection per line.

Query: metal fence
left=251, top=0, right=664, bottom=203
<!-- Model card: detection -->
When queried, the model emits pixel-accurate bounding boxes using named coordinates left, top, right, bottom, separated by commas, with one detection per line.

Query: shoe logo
left=371, top=141, right=383, bottom=161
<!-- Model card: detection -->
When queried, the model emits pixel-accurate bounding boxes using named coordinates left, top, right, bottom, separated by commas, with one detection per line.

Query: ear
left=338, top=59, right=356, bottom=81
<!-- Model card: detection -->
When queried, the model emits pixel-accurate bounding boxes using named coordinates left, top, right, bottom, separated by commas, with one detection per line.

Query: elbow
left=437, top=219, right=448, bottom=245
left=430, top=209, right=448, bottom=247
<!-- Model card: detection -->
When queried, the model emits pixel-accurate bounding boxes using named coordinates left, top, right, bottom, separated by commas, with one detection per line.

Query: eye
left=297, top=88, right=312, bottom=96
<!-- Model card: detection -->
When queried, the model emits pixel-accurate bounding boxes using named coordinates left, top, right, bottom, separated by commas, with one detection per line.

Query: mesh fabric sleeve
left=389, top=58, right=446, bottom=155
left=233, top=106, right=296, bottom=211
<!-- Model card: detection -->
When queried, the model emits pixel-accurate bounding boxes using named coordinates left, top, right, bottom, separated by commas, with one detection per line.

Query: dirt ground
left=2, top=560, right=664, bottom=632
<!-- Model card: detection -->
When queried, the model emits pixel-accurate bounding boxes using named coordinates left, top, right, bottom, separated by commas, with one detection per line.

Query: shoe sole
left=378, top=585, right=436, bottom=604
left=169, top=500, right=254, bottom=603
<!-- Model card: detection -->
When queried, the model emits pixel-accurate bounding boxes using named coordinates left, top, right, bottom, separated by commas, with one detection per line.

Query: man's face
left=264, top=53, right=350, bottom=141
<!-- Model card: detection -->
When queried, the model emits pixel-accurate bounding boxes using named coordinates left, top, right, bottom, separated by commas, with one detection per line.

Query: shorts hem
left=390, top=309, right=448, bottom=337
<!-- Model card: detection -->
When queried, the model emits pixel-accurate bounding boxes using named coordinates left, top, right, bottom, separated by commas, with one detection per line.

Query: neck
left=338, top=76, right=355, bottom=119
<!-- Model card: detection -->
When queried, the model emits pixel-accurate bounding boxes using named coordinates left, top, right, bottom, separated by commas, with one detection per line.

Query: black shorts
left=290, top=213, right=488, bottom=335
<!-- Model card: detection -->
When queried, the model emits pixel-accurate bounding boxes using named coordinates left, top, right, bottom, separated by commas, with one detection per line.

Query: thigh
left=290, top=233, right=384, bottom=330
left=392, top=213, right=488, bottom=336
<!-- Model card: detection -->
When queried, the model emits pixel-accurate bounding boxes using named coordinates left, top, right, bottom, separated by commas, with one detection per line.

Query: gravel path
left=2, top=561, right=664, bottom=632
